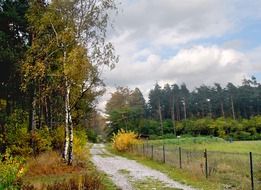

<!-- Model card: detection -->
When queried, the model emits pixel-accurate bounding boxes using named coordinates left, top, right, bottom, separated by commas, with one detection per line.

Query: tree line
left=106, top=78, right=261, bottom=140
left=0, top=0, right=117, bottom=164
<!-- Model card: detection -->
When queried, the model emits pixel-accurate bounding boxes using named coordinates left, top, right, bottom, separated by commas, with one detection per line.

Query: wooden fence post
left=163, top=144, right=165, bottom=163
left=249, top=152, right=254, bottom=190
left=204, top=149, right=208, bottom=178
left=179, top=147, right=182, bottom=169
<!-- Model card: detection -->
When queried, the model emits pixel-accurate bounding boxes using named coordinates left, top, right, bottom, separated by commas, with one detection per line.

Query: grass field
left=148, top=136, right=261, bottom=154
left=123, top=137, right=261, bottom=190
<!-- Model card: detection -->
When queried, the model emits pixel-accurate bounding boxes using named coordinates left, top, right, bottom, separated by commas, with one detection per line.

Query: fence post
left=151, top=145, right=154, bottom=160
left=179, top=147, right=182, bottom=169
left=204, top=149, right=208, bottom=178
left=163, top=144, right=165, bottom=163
left=249, top=152, right=254, bottom=190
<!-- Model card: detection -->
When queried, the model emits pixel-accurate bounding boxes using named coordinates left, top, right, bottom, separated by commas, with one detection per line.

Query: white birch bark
left=62, top=50, right=70, bottom=161
left=63, top=79, right=69, bottom=161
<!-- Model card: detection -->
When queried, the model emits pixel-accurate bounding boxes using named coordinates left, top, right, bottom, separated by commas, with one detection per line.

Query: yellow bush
left=73, top=129, right=89, bottom=166
left=112, top=129, right=139, bottom=152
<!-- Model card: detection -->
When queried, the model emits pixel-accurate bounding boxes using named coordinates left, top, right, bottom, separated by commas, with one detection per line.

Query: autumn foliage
left=112, top=129, right=139, bottom=152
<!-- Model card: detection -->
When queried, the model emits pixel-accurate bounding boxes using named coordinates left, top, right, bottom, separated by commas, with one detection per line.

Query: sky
left=97, top=0, right=261, bottom=112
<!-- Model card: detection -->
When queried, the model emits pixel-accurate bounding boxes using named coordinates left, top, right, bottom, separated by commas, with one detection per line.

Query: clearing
left=90, top=144, right=196, bottom=190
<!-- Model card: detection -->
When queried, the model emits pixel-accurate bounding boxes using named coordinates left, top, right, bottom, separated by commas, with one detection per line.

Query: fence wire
left=130, top=143, right=261, bottom=190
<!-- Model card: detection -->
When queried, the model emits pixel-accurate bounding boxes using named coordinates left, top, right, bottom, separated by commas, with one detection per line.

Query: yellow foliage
left=112, top=129, right=139, bottom=152
left=73, top=130, right=89, bottom=166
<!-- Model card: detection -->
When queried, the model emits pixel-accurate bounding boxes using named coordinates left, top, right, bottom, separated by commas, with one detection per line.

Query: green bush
left=5, top=109, right=55, bottom=156
left=51, top=125, right=64, bottom=152
left=0, top=150, right=25, bottom=189
left=139, top=119, right=161, bottom=135
left=32, top=127, right=52, bottom=154
left=86, top=128, right=97, bottom=143
left=5, top=109, right=32, bottom=156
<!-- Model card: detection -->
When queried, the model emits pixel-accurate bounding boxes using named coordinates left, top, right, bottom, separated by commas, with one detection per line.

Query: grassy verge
left=106, top=145, right=221, bottom=190
left=22, top=147, right=117, bottom=190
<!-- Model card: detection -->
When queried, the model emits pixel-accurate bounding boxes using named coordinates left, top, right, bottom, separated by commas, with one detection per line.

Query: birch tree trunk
left=62, top=50, right=70, bottom=162
left=63, top=77, right=70, bottom=161
left=68, top=107, right=73, bottom=165
left=62, top=48, right=74, bottom=165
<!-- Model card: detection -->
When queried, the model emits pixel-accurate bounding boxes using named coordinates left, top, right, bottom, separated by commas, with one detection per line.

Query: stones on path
left=90, top=144, right=196, bottom=190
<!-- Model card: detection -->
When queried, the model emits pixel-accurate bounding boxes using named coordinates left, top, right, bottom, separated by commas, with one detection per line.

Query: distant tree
left=105, top=87, right=130, bottom=113
left=226, top=83, right=237, bottom=120
left=106, top=87, right=146, bottom=135
left=148, top=83, right=163, bottom=135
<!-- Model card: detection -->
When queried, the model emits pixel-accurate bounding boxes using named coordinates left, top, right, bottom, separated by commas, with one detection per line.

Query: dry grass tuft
left=22, top=151, right=105, bottom=190
left=22, top=174, right=105, bottom=190
left=25, top=151, right=84, bottom=177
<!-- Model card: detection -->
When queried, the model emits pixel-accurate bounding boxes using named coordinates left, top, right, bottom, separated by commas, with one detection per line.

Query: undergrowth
left=112, top=129, right=140, bottom=152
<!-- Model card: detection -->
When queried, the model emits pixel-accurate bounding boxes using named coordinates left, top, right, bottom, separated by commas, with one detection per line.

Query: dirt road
left=90, top=144, right=196, bottom=190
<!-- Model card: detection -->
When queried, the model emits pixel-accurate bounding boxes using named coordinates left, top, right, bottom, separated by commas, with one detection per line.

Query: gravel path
left=90, top=144, right=196, bottom=190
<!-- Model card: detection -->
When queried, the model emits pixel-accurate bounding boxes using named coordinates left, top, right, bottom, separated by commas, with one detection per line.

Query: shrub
left=73, top=129, right=89, bottom=166
left=51, top=125, right=64, bottom=152
left=86, top=128, right=97, bottom=143
left=0, top=150, right=25, bottom=189
left=5, top=109, right=32, bottom=156
left=112, top=129, right=139, bottom=152
left=32, top=127, right=52, bottom=155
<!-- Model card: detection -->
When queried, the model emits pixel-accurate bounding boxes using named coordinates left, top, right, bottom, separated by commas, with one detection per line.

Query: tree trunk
left=62, top=49, right=70, bottom=162
left=62, top=49, right=74, bottom=165
left=183, top=100, right=187, bottom=120
left=221, top=101, right=225, bottom=118
left=67, top=111, right=73, bottom=165
left=63, top=80, right=70, bottom=161
left=158, top=100, right=163, bottom=136
left=29, top=87, right=36, bottom=155
left=48, top=98, right=53, bottom=129
left=176, top=101, right=180, bottom=121
left=171, top=96, right=176, bottom=136
left=231, top=96, right=236, bottom=120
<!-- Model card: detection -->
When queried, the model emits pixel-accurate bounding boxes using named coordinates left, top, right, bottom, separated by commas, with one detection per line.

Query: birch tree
left=22, top=0, right=118, bottom=164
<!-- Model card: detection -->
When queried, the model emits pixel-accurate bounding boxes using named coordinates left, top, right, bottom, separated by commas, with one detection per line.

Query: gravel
left=90, top=144, right=196, bottom=190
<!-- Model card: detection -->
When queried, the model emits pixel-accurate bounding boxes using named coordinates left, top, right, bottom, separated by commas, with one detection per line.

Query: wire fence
left=129, top=143, right=261, bottom=190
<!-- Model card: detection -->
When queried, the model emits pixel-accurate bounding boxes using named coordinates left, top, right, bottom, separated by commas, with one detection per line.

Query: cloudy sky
left=98, top=0, right=261, bottom=111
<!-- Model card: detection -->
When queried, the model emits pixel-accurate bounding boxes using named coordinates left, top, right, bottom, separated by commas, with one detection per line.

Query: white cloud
left=105, top=45, right=249, bottom=88
left=97, top=0, right=261, bottom=111
left=97, top=45, right=250, bottom=110
left=113, top=0, right=235, bottom=48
